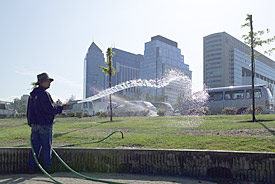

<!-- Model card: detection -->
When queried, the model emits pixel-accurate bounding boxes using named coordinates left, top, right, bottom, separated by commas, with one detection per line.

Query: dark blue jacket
left=27, top=86, right=63, bottom=126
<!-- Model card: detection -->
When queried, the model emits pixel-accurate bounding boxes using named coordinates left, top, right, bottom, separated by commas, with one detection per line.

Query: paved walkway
left=0, top=172, right=219, bottom=184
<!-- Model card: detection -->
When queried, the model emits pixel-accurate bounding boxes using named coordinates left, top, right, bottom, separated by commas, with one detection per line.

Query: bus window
left=83, top=102, right=88, bottom=109
left=209, top=92, right=223, bottom=101
left=88, top=102, right=93, bottom=109
left=224, top=92, right=231, bottom=100
left=246, top=89, right=262, bottom=99
left=225, top=90, right=244, bottom=100
left=232, top=90, right=244, bottom=100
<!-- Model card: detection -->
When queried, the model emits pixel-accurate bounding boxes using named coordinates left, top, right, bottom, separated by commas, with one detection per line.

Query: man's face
left=40, top=79, right=52, bottom=89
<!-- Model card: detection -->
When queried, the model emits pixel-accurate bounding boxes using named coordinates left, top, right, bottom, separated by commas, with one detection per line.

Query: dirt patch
left=180, top=128, right=275, bottom=137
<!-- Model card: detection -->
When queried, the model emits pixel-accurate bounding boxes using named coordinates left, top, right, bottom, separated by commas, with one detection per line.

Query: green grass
left=0, top=115, right=274, bottom=152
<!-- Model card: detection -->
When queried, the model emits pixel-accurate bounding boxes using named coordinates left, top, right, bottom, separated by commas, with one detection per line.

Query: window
left=224, top=90, right=244, bottom=100
left=246, top=89, right=262, bottom=99
left=208, top=92, right=223, bottom=101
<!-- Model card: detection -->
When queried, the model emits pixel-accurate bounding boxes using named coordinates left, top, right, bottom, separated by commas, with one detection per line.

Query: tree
left=66, top=95, right=76, bottom=103
left=242, top=14, right=275, bottom=122
left=55, top=99, right=63, bottom=106
left=99, top=48, right=116, bottom=122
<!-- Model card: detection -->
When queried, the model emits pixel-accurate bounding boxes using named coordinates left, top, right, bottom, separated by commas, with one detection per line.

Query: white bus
left=206, top=85, right=274, bottom=114
left=63, top=100, right=94, bottom=116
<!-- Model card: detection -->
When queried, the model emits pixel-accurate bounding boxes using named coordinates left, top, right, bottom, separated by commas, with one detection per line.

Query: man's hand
left=62, top=104, right=72, bottom=110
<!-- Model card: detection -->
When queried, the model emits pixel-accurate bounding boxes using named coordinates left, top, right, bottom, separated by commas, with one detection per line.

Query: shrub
left=157, top=110, right=165, bottom=116
left=67, top=112, right=76, bottom=117
left=99, top=112, right=109, bottom=118
left=222, top=107, right=237, bottom=115
left=61, top=112, right=67, bottom=117
left=83, top=112, right=90, bottom=117
left=246, top=105, right=264, bottom=114
left=75, top=111, right=84, bottom=118
left=189, top=107, right=211, bottom=115
left=126, top=110, right=134, bottom=117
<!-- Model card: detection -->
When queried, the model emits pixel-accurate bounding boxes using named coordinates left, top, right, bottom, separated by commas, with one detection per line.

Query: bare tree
left=99, top=48, right=116, bottom=122
left=242, top=14, right=275, bottom=122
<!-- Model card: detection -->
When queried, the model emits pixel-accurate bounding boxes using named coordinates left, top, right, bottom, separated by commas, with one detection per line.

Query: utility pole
left=249, top=15, right=256, bottom=122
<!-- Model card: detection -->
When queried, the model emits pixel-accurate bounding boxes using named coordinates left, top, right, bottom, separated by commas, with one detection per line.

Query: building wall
left=203, top=32, right=275, bottom=102
left=112, top=48, right=143, bottom=99
left=141, top=35, right=192, bottom=104
left=84, top=43, right=143, bottom=100
left=84, top=43, right=105, bottom=98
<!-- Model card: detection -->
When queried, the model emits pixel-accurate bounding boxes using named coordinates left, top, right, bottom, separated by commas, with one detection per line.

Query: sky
left=1, top=0, right=275, bottom=102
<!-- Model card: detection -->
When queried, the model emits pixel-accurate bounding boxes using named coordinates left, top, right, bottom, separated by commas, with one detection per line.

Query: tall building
left=84, top=43, right=143, bottom=99
left=203, top=32, right=275, bottom=99
left=141, top=35, right=192, bottom=104
left=84, top=42, right=105, bottom=98
left=111, top=48, right=143, bottom=98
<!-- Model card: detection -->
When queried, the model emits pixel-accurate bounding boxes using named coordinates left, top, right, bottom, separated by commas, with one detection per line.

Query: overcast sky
left=1, top=0, right=274, bottom=102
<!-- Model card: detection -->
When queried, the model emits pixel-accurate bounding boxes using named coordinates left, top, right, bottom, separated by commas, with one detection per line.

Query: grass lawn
left=0, top=114, right=274, bottom=152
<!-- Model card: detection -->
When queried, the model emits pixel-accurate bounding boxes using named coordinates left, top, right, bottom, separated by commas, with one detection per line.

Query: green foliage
left=242, top=14, right=275, bottom=55
left=99, top=48, right=116, bottom=76
left=189, top=106, right=211, bottom=115
left=54, top=99, right=63, bottom=106
left=222, top=107, right=237, bottom=115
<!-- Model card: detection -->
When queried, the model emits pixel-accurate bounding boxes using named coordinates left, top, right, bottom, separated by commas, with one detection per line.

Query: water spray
left=77, top=70, right=192, bottom=104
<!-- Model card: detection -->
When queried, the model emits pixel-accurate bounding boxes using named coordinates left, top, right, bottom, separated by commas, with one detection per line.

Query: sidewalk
left=0, top=172, right=218, bottom=184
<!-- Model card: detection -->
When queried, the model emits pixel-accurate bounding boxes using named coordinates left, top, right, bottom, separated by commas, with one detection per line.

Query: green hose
left=30, top=136, right=62, bottom=184
left=30, top=131, right=127, bottom=184
left=59, top=130, right=124, bottom=147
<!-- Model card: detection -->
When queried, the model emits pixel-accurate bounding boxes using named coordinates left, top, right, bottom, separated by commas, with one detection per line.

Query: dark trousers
left=28, top=124, right=53, bottom=172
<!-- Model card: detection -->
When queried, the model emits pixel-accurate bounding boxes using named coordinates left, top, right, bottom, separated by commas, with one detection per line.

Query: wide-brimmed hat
left=35, top=73, right=54, bottom=85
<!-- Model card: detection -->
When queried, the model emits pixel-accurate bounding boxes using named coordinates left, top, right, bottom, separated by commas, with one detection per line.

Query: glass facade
left=84, top=43, right=143, bottom=99
left=204, top=32, right=275, bottom=103
left=83, top=43, right=105, bottom=98
left=112, top=48, right=143, bottom=98
left=141, top=35, right=192, bottom=104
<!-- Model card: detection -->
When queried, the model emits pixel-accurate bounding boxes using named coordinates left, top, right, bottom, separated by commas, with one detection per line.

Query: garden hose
left=30, top=131, right=127, bottom=184
left=59, top=130, right=124, bottom=147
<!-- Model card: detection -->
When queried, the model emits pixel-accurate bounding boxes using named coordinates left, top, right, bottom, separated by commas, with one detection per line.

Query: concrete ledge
left=0, top=147, right=274, bottom=183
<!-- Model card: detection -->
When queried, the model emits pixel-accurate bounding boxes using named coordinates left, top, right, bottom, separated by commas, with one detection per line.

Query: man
left=27, top=72, right=70, bottom=174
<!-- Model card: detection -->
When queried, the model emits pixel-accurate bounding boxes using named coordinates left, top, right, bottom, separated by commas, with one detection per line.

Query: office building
left=84, top=43, right=143, bottom=99
left=203, top=32, right=275, bottom=99
left=141, top=35, right=192, bottom=104
left=84, top=42, right=106, bottom=98
left=111, top=48, right=143, bottom=98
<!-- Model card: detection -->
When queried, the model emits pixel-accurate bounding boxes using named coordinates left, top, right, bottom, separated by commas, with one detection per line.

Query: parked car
left=152, top=102, right=174, bottom=116
left=0, top=102, right=17, bottom=118
left=93, top=101, right=117, bottom=114
left=129, top=101, right=158, bottom=116
left=114, top=101, right=157, bottom=117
